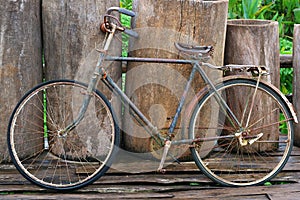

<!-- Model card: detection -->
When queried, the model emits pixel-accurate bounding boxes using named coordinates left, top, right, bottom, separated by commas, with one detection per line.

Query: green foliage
left=120, top=0, right=132, bottom=26
left=280, top=68, right=293, bottom=95
left=264, top=181, right=272, bottom=186
left=120, top=0, right=132, bottom=57
left=228, top=0, right=299, bottom=38
left=242, top=0, right=264, bottom=19
left=228, top=0, right=272, bottom=19
left=120, top=0, right=132, bottom=10
left=190, top=182, right=200, bottom=186
left=262, top=0, right=299, bottom=38
left=279, top=38, right=293, bottom=96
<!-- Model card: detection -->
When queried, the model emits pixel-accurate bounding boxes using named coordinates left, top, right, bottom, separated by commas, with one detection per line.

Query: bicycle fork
left=60, top=25, right=118, bottom=136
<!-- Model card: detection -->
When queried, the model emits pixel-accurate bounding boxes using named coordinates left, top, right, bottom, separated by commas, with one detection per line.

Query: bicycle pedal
left=157, top=168, right=167, bottom=174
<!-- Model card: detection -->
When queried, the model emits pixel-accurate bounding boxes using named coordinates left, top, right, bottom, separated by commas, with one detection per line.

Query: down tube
left=103, top=74, right=160, bottom=137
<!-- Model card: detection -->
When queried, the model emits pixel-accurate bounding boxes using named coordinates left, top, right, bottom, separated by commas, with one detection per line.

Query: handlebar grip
left=124, top=29, right=139, bottom=38
left=119, top=8, right=135, bottom=17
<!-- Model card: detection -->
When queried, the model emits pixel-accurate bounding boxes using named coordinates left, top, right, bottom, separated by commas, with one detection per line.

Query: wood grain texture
left=225, top=19, right=280, bottom=86
left=224, top=19, right=281, bottom=151
left=123, top=0, right=228, bottom=159
left=41, top=1, right=122, bottom=156
left=1, top=147, right=300, bottom=199
left=293, top=24, right=300, bottom=147
left=0, top=0, right=42, bottom=162
left=42, top=0, right=121, bottom=85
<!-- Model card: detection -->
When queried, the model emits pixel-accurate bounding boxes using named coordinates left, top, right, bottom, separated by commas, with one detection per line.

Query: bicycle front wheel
left=189, top=78, right=294, bottom=186
left=7, top=80, right=120, bottom=191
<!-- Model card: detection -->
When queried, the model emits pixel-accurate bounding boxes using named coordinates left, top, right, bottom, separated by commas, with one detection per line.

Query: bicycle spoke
left=8, top=80, right=119, bottom=190
left=190, top=79, right=293, bottom=186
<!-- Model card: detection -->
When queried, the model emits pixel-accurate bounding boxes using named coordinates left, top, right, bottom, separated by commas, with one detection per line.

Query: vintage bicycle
left=7, top=7, right=298, bottom=191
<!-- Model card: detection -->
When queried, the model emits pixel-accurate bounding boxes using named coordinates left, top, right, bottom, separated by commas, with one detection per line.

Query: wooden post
left=123, top=0, right=228, bottom=160
left=42, top=1, right=121, bottom=157
left=42, top=0, right=121, bottom=84
left=0, top=0, right=42, bottom=162
left=293, top=24, right=300, bottom=147
left=225, top=20, right=280, bottom=86
left=224, top=19, right=280, bottom=151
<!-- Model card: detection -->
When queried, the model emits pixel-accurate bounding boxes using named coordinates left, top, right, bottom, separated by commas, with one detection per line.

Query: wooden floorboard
left=1, top=147, right=300, bottom=199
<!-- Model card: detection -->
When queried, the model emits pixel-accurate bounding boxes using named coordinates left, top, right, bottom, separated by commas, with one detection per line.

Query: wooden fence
left=293, top=24, right=300, bottom=147
left=277, top=25, right=300, bottom=147
left=0, top=1, right=299, bottom=162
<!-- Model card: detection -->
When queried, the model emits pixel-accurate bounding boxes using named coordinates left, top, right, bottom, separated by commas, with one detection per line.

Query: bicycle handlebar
left=124, top=29, right=139, bottom=38
left=107, top=7, right=135, bottom=17
left=101, top=7, right=138, bottom=38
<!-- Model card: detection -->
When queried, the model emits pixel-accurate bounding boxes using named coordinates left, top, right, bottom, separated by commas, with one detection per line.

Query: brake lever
left=100, top=15, right=124, bottom=33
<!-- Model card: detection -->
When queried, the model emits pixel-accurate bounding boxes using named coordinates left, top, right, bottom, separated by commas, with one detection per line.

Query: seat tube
left=168, top=63, right=197, bottom=136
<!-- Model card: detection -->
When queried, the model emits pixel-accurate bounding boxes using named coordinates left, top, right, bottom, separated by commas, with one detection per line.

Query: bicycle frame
left=61, top=23, right=287, bottom=171
left=60, top=24, right=240, bottom=147
left=104, top=56, right=240, bottom=144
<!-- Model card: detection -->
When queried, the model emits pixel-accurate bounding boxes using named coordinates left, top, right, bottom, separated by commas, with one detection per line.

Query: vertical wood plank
left=42, top=1, right=122, bottom=157
left=0, top=0, right=42, bottom=162
left=293, top=24, right=300, bottom=147
left=224, top=19, right=280, bottom=151
left=225, top=20, right=280, bottom=86
left=123, top=0, right=228, bottom=160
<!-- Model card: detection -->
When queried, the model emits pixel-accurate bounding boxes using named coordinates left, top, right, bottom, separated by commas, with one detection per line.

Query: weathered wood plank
left=41, top=0, right=123, bottom=159
left=1, top=171, right=299, bottom=199
left=225, top=19, right=280, bottom=87
left=107, top=146, right=300, bottom=174
left=0, top=191, right=174, bottom=200
left=0, top=0, right=42, bottom=163
left=123, top=0, right=228, bottom=160
left=171, top=184, right=300, bottom=200
left=1, top=165, right=299, bottom=186
left=280, top=54, right=293, bottom=68
left=293, top=24, right=300, bottom=148
left=1, top=182, right=299, bottom=200
left=1, top=146, right=299, bottom=199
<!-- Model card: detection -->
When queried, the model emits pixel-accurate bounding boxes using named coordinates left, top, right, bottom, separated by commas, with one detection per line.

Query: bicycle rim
left=7, top=80, right=119, bottom=190
left=189, top=78, right=293, bottom=186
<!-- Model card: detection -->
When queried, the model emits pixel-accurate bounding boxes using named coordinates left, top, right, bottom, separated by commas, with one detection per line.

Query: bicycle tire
left=189, top=78, right=294, bottom=186
left=7, top=79, right=120, bottom=191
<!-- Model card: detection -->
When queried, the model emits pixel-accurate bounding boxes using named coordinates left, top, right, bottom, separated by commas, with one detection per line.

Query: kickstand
left=157, top=140, right=181, bottom=173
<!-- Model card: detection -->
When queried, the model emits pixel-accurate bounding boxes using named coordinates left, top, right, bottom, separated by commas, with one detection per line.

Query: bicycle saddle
left=174, top=42, right=214, bottom=56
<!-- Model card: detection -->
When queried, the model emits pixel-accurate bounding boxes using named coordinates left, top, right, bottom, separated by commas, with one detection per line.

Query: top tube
left=105, top=56, right=194, bottom=64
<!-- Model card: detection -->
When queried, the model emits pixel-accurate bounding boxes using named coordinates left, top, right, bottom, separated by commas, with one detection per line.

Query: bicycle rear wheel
left=189, top=78, right=294, bottom=186
left=7, top=80, right=120, bottom=191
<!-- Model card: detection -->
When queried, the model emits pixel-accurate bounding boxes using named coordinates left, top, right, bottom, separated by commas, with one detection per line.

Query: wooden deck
left=1, top=147, right=300, bottom=199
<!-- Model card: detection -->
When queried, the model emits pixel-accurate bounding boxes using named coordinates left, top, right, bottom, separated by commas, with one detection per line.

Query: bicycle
left=7, top=7, right=298, bottom=191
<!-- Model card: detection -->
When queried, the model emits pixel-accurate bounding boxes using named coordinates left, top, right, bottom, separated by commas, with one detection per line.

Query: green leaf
left=190, top=182, right=200, bottom=186
left=264, top=182, right=272, bottom=186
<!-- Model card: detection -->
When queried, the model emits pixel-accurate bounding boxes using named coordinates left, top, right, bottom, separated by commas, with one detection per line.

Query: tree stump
left=0, top=0, right=42, bottom=162
left=123, top=0, right=228, bottom=160
left=224, top=19, right=280, bottom=151
left=293, top=24, right=300, bottom=147
left=225, top=20, right=280, bottom=86
left=42, top=1, right=122, bottom=158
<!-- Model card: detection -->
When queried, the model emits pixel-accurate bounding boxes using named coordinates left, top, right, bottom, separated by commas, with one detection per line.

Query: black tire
left=189, top=78, right=293, bottom=186
left=7, top=80, right=120, bottom=191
